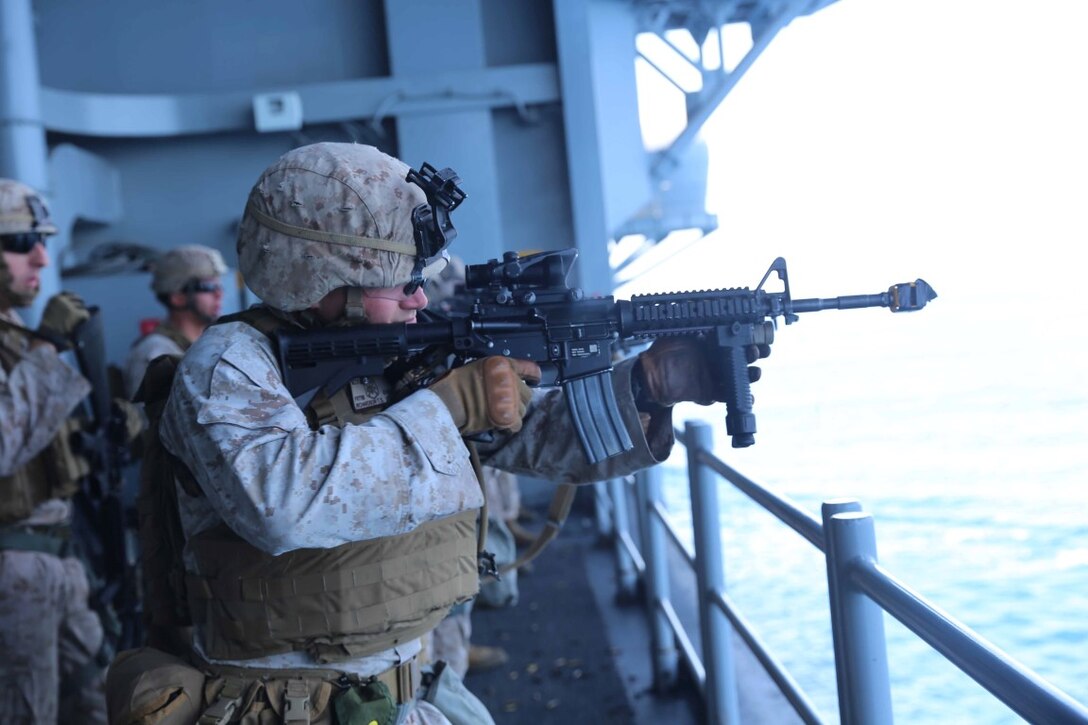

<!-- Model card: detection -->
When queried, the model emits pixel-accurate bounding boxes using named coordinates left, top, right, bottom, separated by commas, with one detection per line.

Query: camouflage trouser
left=0, top=549, right=107, bottom=724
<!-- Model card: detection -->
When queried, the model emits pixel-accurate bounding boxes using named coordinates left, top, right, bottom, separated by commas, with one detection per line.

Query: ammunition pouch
left=106, top=647, right=206, bottom=725
left=0, top=417, right=89, bottom=524
left=198, top=657, right=418, bottom=725
left=106, top=646, right=422, bottom=725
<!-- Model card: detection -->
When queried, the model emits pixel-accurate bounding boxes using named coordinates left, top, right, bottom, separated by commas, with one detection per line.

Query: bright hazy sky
left=632, top=0, right=1088, bottom=292
left=628, top=0, right=1088, bottom=400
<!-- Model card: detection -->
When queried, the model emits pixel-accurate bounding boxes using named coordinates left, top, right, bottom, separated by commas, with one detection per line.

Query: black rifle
left=274, top=249, right=937, bottom=463
left=69, top=308, right=142, bottom=653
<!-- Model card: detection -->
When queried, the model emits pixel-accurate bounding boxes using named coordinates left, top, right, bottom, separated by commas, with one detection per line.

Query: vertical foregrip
left=721, top=344, right=756, bottom=447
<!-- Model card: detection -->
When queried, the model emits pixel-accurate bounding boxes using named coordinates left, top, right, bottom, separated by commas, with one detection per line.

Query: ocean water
left=653, top=314, right=1088, bottom=724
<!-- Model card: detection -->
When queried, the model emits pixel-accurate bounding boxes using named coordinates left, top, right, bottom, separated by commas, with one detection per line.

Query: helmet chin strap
left=344, top=287, right=368, bottom=323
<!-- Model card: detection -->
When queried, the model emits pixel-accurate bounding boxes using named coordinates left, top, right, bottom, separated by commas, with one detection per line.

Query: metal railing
left=596, top=419, right=1088, bottom=725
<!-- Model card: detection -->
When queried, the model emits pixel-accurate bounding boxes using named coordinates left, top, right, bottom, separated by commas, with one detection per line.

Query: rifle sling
left=498, top=483, right=577, bottom=575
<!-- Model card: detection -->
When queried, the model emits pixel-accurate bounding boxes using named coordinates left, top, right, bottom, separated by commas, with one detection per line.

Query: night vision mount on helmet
left=404, top=163, right=466, bottom=296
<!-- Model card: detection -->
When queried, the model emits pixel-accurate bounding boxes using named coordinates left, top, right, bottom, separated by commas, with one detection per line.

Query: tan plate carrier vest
left=0, top=324, right=89, bottom=523
left=145, top=308, right=480, bottom=664
left=140, top=321, right=192, bottom=354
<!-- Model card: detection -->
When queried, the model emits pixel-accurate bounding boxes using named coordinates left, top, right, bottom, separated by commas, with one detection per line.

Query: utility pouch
left=106, top=647, right=206, bottom=725
left=49, top=417, right=92, bottom=496
left=196, top=664, right=341, bottom=725
left=333, top=679, right=396, bottom=725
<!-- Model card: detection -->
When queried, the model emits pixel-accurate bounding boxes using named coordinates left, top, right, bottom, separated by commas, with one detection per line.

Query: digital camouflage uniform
left=1, top=177, right=108, bottom=725
left=123, top=329, right=186, bottom=399
left=157, top=303, right=669, bottom=718
left=122, top=244, right=227, bottom=399
left=131, top=144, right=677, bottom=725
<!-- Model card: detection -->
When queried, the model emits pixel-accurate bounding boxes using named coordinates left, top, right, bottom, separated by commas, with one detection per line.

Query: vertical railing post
left=825, top=510, right=894, bottom=725
left=636, top=467, right=679, bottom=690
left=593, top=480, right=614, bottom=542
left=608, top=476, right=639, bottom=601
left=821, top=499, right=864, bottom=723
left=686, top=421, right=739, bottom=724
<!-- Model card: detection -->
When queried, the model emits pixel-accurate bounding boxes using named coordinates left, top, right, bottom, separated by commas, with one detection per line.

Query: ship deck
left=466, top=479, right=805, bottom=724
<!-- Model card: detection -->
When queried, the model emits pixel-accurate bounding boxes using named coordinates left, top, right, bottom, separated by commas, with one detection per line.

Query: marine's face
left=1, top=240, right=49, bottom=308
left=190, top=277, right=223, bottom=321
left=313, top=284, right=428, bottom=324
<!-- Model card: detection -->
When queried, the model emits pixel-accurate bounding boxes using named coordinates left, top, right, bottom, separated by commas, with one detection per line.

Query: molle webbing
left=185, top=508, right=480, bottom=662
left=0, top=419, right=88, bottom=523
left=147, top=323, right=192, bottom=352
left=0, top=328, right=89, bottom=521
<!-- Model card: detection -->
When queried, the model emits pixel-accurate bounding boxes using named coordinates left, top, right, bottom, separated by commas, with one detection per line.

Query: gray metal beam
left=0, top=0, right=48, bottom=191
left=383, top=0, right=505, bottom=264
left=39, top=64, right=558, bottom=138
left=554, top=0, right=652, bottom=295
left=1, top=0, right=54, bottom=326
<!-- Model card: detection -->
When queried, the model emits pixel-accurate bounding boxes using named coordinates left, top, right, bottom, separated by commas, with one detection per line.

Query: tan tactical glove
left=111, top=397, right=147, bottom=446
left=38, top=291, right=91, bottom=348
left=636, top=337, right=770, bottom=407
left=430, top=357, right=542, bottom=436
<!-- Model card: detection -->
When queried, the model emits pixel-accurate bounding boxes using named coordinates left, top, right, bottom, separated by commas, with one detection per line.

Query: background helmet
left=237, top=142, right=448, bottom=312
left=426, top=255, right=467, bottom=313
left=0, top=179, right=58, bottom=237
left=1, top=179, right=57, bottom=308
left=151, top=244, right=228, bottom=295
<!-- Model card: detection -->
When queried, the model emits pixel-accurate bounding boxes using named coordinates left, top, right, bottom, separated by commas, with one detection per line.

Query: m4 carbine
left=275, top=249, right=937, bottom=464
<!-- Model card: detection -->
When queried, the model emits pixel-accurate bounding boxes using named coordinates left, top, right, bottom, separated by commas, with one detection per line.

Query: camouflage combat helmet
left=0, top=179, right=57, bottom=237
left=151, top=244, right=228, bottom=295
left=237, top=143, right=454, bottom=312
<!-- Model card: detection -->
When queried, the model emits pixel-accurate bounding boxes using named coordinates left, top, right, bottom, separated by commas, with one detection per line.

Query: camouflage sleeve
left=478, top=356, right=674, bottom=483
left=0, top=345, right=91, bottom=475
left=160, top=323, right=483, bottom=556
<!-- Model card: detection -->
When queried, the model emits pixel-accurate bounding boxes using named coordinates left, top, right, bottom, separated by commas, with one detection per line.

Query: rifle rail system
left=277, top=249, right=937, bottom=463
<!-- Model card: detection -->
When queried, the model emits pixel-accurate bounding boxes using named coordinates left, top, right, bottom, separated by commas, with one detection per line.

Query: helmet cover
left=237, top=143, right=449, bottom=311
left=0, top=179, right=58, bottom=236
left=151, top=244, right=228, bottom=295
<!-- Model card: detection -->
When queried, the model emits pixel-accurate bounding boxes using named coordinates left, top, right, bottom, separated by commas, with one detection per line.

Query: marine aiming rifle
left=274, top=249, right=937, bottom=464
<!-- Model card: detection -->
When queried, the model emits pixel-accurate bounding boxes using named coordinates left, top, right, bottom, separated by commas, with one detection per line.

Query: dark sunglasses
left=1, top=232, right=47, bottom=255
left=181, top=280, right=223, bottom=294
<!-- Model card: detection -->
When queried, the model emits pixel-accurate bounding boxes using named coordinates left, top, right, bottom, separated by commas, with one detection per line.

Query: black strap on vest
left=0, top=525, right=69, bottom=557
